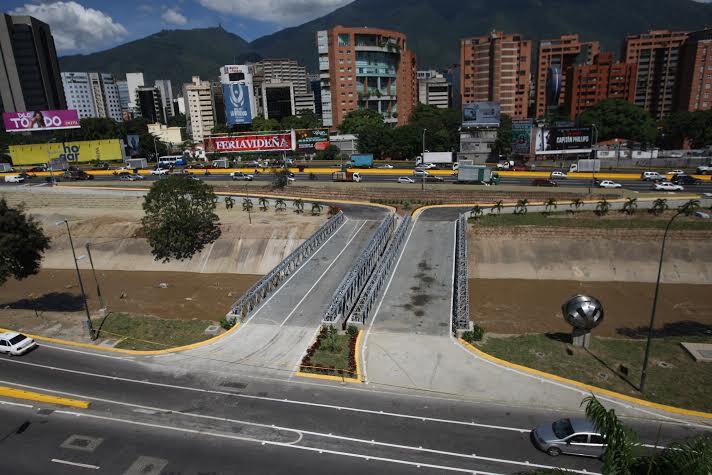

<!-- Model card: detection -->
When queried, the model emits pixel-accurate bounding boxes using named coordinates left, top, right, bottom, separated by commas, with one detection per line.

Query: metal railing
left=322, top=214, right=396, bottom=326
left=347, top=216, right=411, bottom=327
left=226, top=211, right=345, bottom=322
left=453, top=214, right=470, bottom=331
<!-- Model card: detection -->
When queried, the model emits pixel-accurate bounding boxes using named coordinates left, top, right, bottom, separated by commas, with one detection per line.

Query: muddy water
left=469, top=279, right=712, bottom=337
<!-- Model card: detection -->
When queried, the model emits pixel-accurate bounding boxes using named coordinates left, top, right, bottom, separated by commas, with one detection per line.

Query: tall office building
left=676, top=29, right=712, bottom=112
left=417, top=70, right=452, bottom=109
left=125, top=72, right=145, bottom=112
left=116, top=80, right=130, bottom=113
left=564, top=53, right=637, bottom=118
left=183, top=76, right=215, bottom=142
left=460, top=32, right=531, bottom=119
left=135, top=86, right=165, bottom=123
left=0, top=13, right=65, bottom=113
left=61, top=72, right=122, bottom=121
left=316, top=26, right=417, bottom=127
left=624, top=30, right=688, bottom=120
left=154, top=79, right=174, bottom=120
left=251, top=59, right=315, bottom=116
left=535, top=34, right=600, bottom=118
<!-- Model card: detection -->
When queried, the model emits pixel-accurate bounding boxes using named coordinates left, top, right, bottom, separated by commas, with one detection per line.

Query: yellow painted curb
left=294, top=371, right=361, bottom=383
left=354, top=329, right=364, bottom=382
left=0, top=386, right=90, bottom=408
left=458, top=339, right=712, bottom=420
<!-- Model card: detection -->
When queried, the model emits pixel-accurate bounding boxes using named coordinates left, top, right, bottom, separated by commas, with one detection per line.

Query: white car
left=150, top=168, right=170, bottom=175
left=654, top=181, right=684, bottom=192
left=413, top=169, right=429, bottom=177
left=230, top=171, right=254, bottom=181
left=398, top=176, right=415, bottom=184
left=377, top=164, right=394, bottom=169
left=598, top=180, right=622, bottom=189
left=4, top=175, right=24, bottom=183
left=550, top=171, right=568, bottom=179
left=417, top=163, right=437, bottom=169
left=118, top=173, right=144, bottom=181
left=667, top=169, right=685, bottom=176
left=0, top=332, right=37, bottom=356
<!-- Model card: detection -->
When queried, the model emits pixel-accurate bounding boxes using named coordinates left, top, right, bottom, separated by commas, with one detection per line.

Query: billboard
left=126, top=134, right=140, bottom=154
left=3, top=110, right=80, bottom=132
left=462, top=101, right=500, bottom=127
left=295, top=128, right=329, bottom=153
left=9, top=139, right=125, bottom=165
left=204, top=132, right=295, bottom=153
left=535, top=127, right=593, bottom=155
left=511, top=119, right=533, bottom=155
left=223, top=83, right=252, bottom=126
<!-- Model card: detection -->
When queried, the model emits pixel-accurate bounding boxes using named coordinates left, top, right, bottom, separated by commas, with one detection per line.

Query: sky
left=3, top=0, right=354, bottom=55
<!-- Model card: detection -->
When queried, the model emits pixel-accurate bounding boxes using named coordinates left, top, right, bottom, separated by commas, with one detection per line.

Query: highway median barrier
left=0, top=386, right=90, bottom=408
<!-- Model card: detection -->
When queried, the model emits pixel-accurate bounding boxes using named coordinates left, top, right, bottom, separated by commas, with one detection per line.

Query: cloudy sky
left=4, top=0, right=354, bottom=55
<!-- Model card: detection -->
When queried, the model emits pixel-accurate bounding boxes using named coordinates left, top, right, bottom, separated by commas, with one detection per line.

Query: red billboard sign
left=205, top=132, right=295, bottom=153
left=3, top=109, right=81, bottom=132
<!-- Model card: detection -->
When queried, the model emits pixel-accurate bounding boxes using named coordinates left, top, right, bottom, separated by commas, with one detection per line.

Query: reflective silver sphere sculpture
left=562, top=294, right=604, bottom=347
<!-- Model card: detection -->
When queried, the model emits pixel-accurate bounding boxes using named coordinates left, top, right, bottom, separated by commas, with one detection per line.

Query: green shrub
left=219, top=318, right=235, bottom=330
left=462, top=324, right=485, bottom=343
left=346, top=324, right=359, bottom=337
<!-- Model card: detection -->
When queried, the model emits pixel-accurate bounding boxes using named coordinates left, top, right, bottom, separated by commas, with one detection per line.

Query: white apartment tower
left=61, top=72, right=122, bottom=120
left=125, top=72, right=144, bottom=111
left=183, top=76, right=215, bottom=142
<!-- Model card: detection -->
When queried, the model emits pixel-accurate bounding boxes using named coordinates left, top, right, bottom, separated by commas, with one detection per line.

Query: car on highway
left=230, top=171, right=254, bottom=181
left=653, top=181, right=684, bottom=192
left=424, top=175, right=444, bottom=182
left=397, top=176, right=415, bottom=184
left=118, top=173, right=144, bottom=181
left=0, top=332, right=37, bottom=356
left=63, top=170, right=94, bottom=181
left=532, top=178, right=558, bottom=187
left=550, top=171, right=567, bottom=179
left=4, top=174, right=25, bottom=183
left=113, top=166, right=133, bottom=174
left=413, top=169, right=429, bottom=177
left=416, top=163, right=437, bottom=170
left=667, top=169, right=686, bottom=176
left=598, top=180, right=622, bottom=189
left=150, top=168, right=170, bottom=176
left=377, top=164, right=394, bottom=169
left=671, top=174, right=701, bottom=186
left=531, top=418, right=605, bottom=457
left=641, top=171, right=664, bottom=181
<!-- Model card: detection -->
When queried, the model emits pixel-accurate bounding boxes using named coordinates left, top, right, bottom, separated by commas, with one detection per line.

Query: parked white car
left=598, top=180, right=622, bottom=189
left=0, top=332, right=37, bottom=356
left=550, top=171, right=568, bottom=179
left=653, top=181, right=684, bottom=192
left=3, top=175, right=24, bottom=183
left=398, top=176, right=415, bottom=184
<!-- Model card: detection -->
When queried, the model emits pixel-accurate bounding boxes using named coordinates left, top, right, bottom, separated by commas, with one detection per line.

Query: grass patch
left=477, top=334, right=712, bottom=412
left=301, top=326, right=358, bottom=378
left=471, top=211, right=712, bottom=230
left=92, top=312, right=217, bottom=351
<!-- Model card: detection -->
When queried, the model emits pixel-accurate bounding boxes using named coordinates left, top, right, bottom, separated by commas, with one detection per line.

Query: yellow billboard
left=9, top=139, right=124, bottom=165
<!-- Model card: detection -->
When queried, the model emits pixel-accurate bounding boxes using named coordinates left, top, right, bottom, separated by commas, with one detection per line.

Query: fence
left=453, top=214, right=470, bottom=331
left=226, top=211, right=345, bottom=322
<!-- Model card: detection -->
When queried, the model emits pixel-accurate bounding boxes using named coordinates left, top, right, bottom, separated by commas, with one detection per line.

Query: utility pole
left=57, top=220, right=95, bottom=340
left=85, top=243, right=105, bottom=311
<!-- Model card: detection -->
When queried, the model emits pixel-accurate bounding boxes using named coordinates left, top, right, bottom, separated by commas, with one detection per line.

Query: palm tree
left=595, top=198, right=610, bottom=216
left=224, top=196, right=235, bottom=210
left=650, top=198, right=668, bottom=216
left=514, top=198, right=529, bottom=215
left=647, top=434, right=712, bottom=474
left=311, top=202, right=323, bottom=215
left=569, top=198, right=584, bottom=214
left=470, top=205, right=483, bottom=220
left=544, top=198, right=558, bottom=214
left=583, top=395, right=639, bottom=474
left=293, top=198, right=304, bottom=214
left=242, top=197, right=253, bottom=212
left=258, top=197, right=269, bottom=211
left=622, top=197, right=638, bottom=215
left=489, top=200, right=504, bottom=215
left=678, top=199, right=700, bottom=216
left=275, top=198, right=287, bottom=212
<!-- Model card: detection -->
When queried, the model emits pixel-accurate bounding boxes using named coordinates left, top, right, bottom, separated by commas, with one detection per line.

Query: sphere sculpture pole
left=562, top=295, right=604, bottom=349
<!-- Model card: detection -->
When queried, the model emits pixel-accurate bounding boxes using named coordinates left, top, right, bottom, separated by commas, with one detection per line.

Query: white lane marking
left=54, top=410, right=503, bottom=475
left=361, top=214, right=417, bottom=381
left=0, top=400, right=34, bottom=408
left=36, top=344, right=131, bottom=360
left=50, top=459, right=99, bottom=470
left=280, top=220, right=368, bottom=327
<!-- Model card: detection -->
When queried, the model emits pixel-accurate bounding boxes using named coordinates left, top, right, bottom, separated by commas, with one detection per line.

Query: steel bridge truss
left=453, top=214, right=471, bottom=331
left=226, top=211, right=345, bottom=322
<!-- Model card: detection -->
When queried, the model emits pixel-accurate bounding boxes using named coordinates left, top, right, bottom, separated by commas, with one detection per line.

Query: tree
left=544, top=198, right=558, bottom=214
left=357, top=126, right=390, bottom=159
left=622, top=197, right=638, bottom=215
left=662, top=110, right=712, bottom=149
left=569, top=198, right=584, bottom=214
left=595, top=198, right=610, bottom=216
left=242, top=197, right=253, bottom=212
left=514, top=199, right=529, bottom=215
left=493, top=113, right=513, bottom=157
left=650, top=198, right=668, bottom=216
left=311, top=202, right=323, bottom=215
left=0, top=199, right=50, bottom=286
left=578, top=99, right=658, bottom=145
left=141, top=175, right=221, bottom=262
left=167, top=113, right=186, bottom=128
left=315, top=144, right=340, bottom=161
left=582, top=395, right=639, bottom=473
left=280, top=111, right=322, bottom=130
left=339, top=109, right=385, bottom=135
left=679, top=199, right=700, bottom=216
left=258, top=197, right=269, bottom=211
left=273, top=169, right=289, bottom=188
left=293, top=199, right=304, bottom=214
left=409, top=104, right=461, bottom=152
left=224, top=196, right=235, bottom=210
left=386, top=125, right=421, bottom=160
left=469, top=205, right=483, bottom=220
left=275, top=198, right=287, bottom=212
left=490, top=200, right=504, bottom=215
left=251, top=116, right=280, bottom=132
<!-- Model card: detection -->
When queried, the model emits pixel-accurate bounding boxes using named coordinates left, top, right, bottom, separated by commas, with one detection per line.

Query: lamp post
left=57, top=220, right=95, bottom=339
left=85, top=243, right=105, bottom=311
left=639, top=208, right=684, bottom=392
left=421, top=128, right=427, bottom=191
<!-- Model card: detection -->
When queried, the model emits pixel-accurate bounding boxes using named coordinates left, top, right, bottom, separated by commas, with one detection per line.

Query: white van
left=4, top=174, right=24, bottom=183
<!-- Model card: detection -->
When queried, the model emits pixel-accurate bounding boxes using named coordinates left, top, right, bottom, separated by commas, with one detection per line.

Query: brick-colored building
left=624, top=30, right=689, bottom=120
left=535, top=34, right=600, bottom=118
left=316, top=26, right=417, bottom=128
left=564, top=52, right=637, bottom=118
left=460, top=32, right=532, bottom=119
left=677, top=28, right=712, bottom=112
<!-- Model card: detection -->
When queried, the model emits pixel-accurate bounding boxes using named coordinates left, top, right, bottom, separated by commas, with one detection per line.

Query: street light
left=85, top=243, right=105, bottom=311
left=639, top=207, right=685, bottom=392
left=421, top=128, right=427, bottom=191
left=56, top=219, right=95, bottom=340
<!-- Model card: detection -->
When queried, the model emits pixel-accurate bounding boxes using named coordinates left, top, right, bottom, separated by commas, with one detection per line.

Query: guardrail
left=453, top=214, right=471, bottom=332
left=322, top=214, right=396, bottom=327
left=347, top=216, right=411, bottom=327
left=226, top=211, right=345, bottom=322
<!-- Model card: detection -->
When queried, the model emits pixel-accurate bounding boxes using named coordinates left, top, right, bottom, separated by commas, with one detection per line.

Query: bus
left=157, top=155, right=187, bottom=168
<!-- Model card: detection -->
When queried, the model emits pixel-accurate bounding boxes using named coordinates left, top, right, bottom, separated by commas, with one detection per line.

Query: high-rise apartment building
left=0, top=13, right=65, bottom=113
left=417, top=70, right=452, bottom=109
left=317, top=26, right=417, bottom=127
left=125, top=72, right=145, bottom=112
left=135, top=86, right=165, bottom=124
left=460, top=32, right=531, bottom=118
left=624, top=30, right=688, bottom=120
left=677, top=28, right=712, bottom=112
left=154, top=79, right=174, bottom=120
left=183, top=76, right=214, bottom=142
left=535, top=34, right=600, bottom=118
left=564, top=53, right=637, bottom=118
left=251, top=59, right=316, bottom=116
left=61, top=72, right=122, bottom=121
left=116, top=80, right=130, bottom=113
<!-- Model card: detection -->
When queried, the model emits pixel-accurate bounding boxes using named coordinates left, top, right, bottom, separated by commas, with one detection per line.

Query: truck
left=416, top=152, right=453, bottom=166
left=568, top=159, right=601, bottom=173
left=212, top=158, right=230, bottom=168
left=457, top=161, right=499, bottom=184
left=332, top=171, right=362, bottom=182
left=126, top=158, right=148, bottom=169
left=0, top=163, right=13, bottom=172
left=350, top=154, right=374, bottom=168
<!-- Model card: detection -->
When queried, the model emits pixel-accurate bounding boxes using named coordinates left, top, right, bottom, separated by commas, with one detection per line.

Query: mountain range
left=59, top=0, right=712, bottom=88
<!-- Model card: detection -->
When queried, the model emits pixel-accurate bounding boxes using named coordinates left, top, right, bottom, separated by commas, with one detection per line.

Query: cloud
left=162, top=7, right=188, bottom=25
left=10, top=1, right=127, bottom=53
left=197, top=0, right=352, bottom=25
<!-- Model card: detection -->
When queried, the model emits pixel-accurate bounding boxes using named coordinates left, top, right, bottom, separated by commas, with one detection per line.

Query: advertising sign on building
left=126, top=134, right=140, bottom=154
left=3, top=109, right=81, bottom=132
left=511, top=119, right=533, bottom=155
left=223, top=83, right=253, bottom=126
left=462, top=101, right=500, bottom=127
left=9, top=139, right=124, bottom=165
left=535, top=127, right=593, bottom=155
left=295, top=128, right=329, bottom=153
left=204, top=132, right=296, bottom=153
